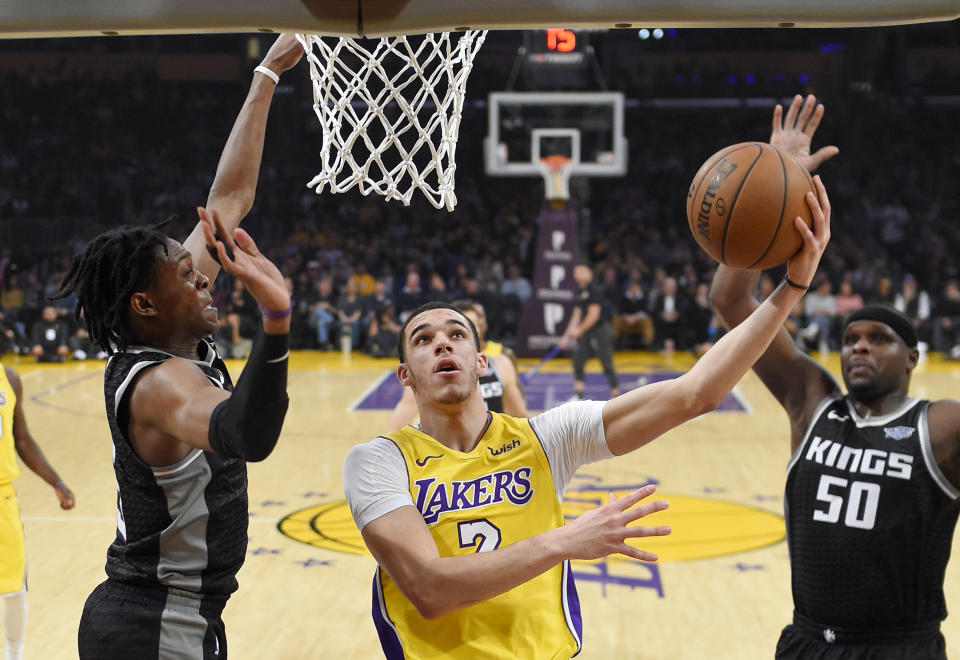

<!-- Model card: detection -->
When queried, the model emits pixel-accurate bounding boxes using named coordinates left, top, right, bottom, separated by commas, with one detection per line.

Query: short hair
left=53, top=223, right=170, bottom=354
left=451, top=298, right=486, bottom=320
left=397, top=301, right=480, bottom=362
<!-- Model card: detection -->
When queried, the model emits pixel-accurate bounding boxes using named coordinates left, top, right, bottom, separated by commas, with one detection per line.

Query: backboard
left=484, top=91, right=627, bottom=178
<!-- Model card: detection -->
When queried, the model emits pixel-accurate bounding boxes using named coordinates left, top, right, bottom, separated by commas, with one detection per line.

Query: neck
left=133, top=330, right=201, bottom=360
left=417, top=393, right=490, bottom=453
left=849, top=389, right=910, bottom=418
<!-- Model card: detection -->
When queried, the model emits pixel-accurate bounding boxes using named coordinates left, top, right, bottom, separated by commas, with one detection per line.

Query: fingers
left=232, top=227, right=262, bottom=258
left=802, top=101, right=824, bottom=135
left=624, top=524, right=673, bottom=539
left=609, top=484, right=657, bottom=511
left=770, top=103, right=783, bottom=136
left=807, top=145, right=840, bottom=171
left=783, top=94, right=803, bottom=129
left=623, top=497, right=670, bottom=523
left=617, top=544, right=660, bottom=563
left=794, top=94, right=816, bottom=131
left=811, top=175, right=831, bottom=234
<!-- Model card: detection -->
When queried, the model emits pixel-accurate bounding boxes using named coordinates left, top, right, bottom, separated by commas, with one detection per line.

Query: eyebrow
left=408, top=318, right=469, bottom=342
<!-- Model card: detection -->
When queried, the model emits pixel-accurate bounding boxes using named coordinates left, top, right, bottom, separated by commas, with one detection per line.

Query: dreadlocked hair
left=53, top=222, right=172, bottom=355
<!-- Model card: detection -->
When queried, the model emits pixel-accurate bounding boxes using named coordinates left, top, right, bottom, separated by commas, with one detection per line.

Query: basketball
left=686, top=142, right=815, bottom=270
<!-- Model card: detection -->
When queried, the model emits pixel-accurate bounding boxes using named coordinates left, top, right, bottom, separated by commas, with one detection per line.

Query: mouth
left=846, top=360, right=872, bottom=374
left=434, top=357, right=461, bottom=375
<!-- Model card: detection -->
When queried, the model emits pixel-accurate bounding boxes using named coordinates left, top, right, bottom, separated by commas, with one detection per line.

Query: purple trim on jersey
left=371, top=571, right=405, bottom=659
left=563, top=560, right=584, bottom=655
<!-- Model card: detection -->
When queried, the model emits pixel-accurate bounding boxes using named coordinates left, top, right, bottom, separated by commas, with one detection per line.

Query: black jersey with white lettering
left=102, top=338, right=248, bottom=598
left=785, top=394, right=960, bottom=629
left=479, top=356, right=504, bottom=413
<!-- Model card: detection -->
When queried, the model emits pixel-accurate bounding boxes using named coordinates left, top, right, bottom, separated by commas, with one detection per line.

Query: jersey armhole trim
left=918, top=405, right=960, bottom=500
left=786, top=393, right=842, bottom=474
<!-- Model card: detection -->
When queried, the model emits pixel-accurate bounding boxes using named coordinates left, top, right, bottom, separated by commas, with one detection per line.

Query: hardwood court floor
left=7, top=349, right=960, bottom=659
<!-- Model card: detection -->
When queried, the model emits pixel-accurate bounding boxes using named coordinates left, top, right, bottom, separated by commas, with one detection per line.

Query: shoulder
left=926, top=399, right=960, bottom=439
left=344, top=436, right=407, bottom=474
left=530, top=400, right=605, bottom=435
left=127, top=356, right=220, bottom=414
left=3, top=366, right=21, bottom=397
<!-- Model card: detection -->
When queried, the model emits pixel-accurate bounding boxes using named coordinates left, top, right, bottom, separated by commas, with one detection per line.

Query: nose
left=433, top=333, right=453, bottom=355
left=197, top=271, right=210, bottom=290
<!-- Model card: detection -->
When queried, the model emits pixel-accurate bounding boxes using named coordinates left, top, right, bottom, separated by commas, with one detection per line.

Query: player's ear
left=905, top=346, right=919, bottom=371
left=397, top=363, right=413, bottom=386
left=129, top=292, right=158, bottom=317
left=476, top=352, right=488, bottom=377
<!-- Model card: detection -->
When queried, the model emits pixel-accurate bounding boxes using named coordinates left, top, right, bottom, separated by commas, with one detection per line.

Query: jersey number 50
left=813, top=474, right=880, bottom=530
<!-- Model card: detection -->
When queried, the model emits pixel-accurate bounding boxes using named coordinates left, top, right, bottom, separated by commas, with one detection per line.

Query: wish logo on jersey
left=413, top=467, right=534, bottom=524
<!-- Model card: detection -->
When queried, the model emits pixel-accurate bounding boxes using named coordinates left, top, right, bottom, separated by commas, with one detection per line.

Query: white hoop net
left=297, top=31, right=487, bottom=212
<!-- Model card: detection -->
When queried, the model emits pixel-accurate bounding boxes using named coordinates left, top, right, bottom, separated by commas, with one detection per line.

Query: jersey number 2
left=813, top=474, right=880, bottom=530
left=458, top=519, right=502, bottom=553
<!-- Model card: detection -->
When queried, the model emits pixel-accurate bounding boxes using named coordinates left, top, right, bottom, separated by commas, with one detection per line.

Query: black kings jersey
left=785, top=394, right=960, bottom=629
left=478, top=355, right=504, bottom=413
left=103, top=338, right=248, bottom=598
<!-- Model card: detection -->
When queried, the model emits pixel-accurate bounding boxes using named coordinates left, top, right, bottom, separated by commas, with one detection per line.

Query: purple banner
left=515, top=200, right=580, bottom=358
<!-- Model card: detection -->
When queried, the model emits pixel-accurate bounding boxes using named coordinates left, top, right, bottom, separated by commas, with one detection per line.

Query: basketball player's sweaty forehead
left=407, top=314, right=473, bottom=349
left=841, top=320, right=903, bottom=348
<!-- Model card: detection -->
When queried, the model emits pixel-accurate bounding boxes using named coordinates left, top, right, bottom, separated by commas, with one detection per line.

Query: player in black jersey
left=711, top=94, right=959, bottom=659
left=55, top=35, right=304, bottom=660
left=560, top=263, right=620, bottom=400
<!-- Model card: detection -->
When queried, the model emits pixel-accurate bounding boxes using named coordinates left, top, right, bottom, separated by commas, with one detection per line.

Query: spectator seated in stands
left=933, top=279, right=960, bottom=359
left=613, top=275, right=653, bottom=349
left=366, top=301, right=402, bottom=358
left=30, top=305, right=69, bottom=362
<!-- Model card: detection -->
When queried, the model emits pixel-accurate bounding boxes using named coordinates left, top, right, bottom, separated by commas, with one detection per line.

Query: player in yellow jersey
left=0, top=365, right=74, bottom=660
left=343, top=175, right=831, bottom=659
left=389, top=299, right=528, bottom=431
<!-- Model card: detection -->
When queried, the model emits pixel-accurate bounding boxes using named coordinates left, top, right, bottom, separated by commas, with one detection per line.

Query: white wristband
left=254, top=65, right=280, bottom=85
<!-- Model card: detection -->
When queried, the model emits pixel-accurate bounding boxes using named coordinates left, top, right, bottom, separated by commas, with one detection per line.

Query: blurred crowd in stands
left=1, top=26, right=959, bottom=361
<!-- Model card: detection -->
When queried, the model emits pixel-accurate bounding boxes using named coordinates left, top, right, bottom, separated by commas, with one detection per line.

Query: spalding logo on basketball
left=687, top=142, right=815, bottom=270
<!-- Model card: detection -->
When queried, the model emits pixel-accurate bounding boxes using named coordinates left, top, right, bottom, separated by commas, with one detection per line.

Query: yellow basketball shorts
left=0, top=482, right=26, bottom=595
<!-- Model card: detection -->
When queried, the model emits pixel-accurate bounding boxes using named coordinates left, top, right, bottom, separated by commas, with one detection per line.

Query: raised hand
left=558, top=484, right=671, bottom=563
left=786, top=175, right=831, bottom=288
left=198, top=206, right=290, bottom=317
left=770, top=94, right=839, bottom=173
left=260, top=33, right=306, bottom=77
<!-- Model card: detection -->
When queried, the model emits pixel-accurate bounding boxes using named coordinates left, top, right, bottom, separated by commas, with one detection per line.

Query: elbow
left=406, top=587, right=454, bottom=620
left=242, top=436, right=279, bottom=463
left=707, top=281, right=733, bottom=315
left=684, top=380, right=724, bottom=418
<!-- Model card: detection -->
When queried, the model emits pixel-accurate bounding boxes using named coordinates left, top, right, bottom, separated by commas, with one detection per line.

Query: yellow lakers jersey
left=373, top=412, right=582, bottom=659
left=0, top=368, right=19, bottom=485
left=484, top=340, right=504, bottom=357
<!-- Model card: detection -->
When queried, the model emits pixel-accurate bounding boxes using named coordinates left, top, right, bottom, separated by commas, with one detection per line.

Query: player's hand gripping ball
left=686, top=142, right=815, bottom=270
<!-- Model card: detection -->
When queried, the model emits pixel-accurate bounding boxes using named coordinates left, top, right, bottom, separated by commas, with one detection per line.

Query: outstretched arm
left=183, top=34, right=305, bottom=282
left=602, top=178, right=832, bottom=456
left=362, top=486, right=668, bottom=619
left=7, top=367, right=74, bottom=509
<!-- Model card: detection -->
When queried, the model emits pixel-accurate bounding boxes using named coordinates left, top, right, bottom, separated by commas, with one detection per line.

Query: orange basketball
left=686, top=142, right=815, bottom=270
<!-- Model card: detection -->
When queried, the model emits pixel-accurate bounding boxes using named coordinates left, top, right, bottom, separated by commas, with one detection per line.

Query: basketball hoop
left=537, top=154, right=575, bottom=202
left=297, top=31, right=487, bottom=212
